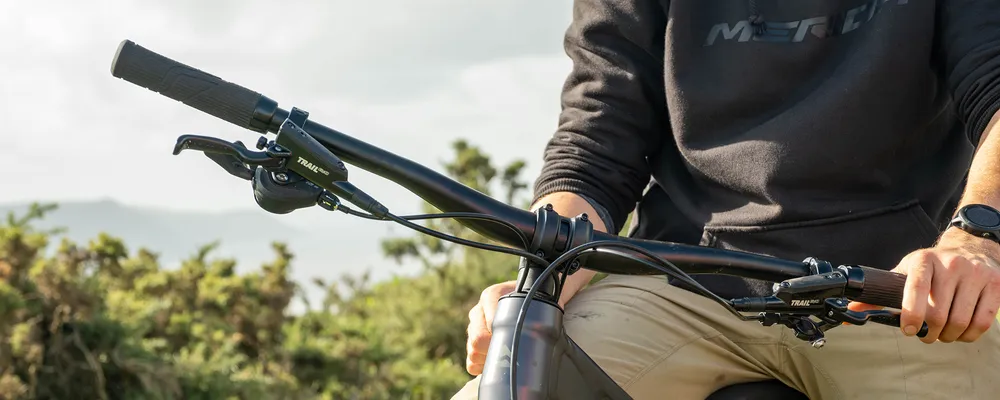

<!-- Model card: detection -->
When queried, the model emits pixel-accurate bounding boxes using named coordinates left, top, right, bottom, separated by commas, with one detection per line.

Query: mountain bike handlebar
left=110, top=39, right=927, bottom=399
left=109, top=39, right=908, bottom=307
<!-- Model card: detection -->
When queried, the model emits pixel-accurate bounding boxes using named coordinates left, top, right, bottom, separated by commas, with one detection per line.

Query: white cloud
left=0, top=0, right=576, bottom=251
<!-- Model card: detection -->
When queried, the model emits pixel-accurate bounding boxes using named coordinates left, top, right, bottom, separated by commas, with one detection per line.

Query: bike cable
left=337, top=202, right=749, bottom=400
left=336, top=204, right=542, bottom=265
left=393, top=212, right=529, bottom=249
left=511, top=240, right=756, bottom=400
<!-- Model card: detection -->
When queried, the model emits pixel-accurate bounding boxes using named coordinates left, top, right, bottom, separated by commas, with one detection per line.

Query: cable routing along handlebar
left=110, top=38, right=930, bottom=400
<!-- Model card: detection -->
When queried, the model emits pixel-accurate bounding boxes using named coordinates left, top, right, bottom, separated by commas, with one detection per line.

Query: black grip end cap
left=110, top=39, right=132, bottom=78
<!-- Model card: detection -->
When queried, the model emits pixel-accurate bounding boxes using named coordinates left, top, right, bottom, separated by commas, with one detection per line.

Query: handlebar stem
left=513, top=205, right=595, bottom=304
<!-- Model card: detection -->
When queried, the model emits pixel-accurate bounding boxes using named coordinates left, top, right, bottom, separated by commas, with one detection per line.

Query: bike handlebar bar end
left=111, top=39, right=129, bottom=76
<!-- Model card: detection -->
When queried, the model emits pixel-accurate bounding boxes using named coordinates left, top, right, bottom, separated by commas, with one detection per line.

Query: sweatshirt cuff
left=576, top=193, right=617, bottom=235
left=970, top=91, right=1000, bottom=146
left=533, top=178, right=623, bottom=234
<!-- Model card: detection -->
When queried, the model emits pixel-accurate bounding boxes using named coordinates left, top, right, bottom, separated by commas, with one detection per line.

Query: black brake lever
left=173, top=134, right=286, bottom=168
left=818, top=298, right=929, bottom=338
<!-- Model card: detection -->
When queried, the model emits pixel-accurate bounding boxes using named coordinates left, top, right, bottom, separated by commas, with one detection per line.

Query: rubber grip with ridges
left=855, top=266, right=906, bottom=309
left=110, top=40, right=262, bottom=130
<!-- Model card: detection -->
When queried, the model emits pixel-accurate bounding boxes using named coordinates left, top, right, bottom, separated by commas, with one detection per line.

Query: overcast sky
left=1, top=0, right=575, bottom=225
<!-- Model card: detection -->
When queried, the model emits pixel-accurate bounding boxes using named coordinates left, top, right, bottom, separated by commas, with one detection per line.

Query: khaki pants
left=451, top=274, right=1000, bottom=400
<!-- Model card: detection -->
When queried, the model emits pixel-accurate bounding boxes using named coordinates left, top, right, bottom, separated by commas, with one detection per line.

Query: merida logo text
left=296, top=156, right=330, bottom=176
left=704, top=0, right=908, bottom=46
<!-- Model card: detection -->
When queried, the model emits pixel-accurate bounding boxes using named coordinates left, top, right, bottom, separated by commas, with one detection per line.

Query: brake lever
left=817, top=298, right=929, bottom=337
left=173, top=134, right=286, bottom=168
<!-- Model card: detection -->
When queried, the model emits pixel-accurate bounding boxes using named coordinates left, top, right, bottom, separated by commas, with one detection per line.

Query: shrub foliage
left=0, top=140, right=524, bottom=400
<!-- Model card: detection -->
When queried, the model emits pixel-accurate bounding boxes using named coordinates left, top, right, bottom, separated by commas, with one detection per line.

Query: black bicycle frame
left=480, top=295, right=633, bottom=399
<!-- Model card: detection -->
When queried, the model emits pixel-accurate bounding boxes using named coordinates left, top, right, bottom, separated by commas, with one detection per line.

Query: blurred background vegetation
left=0, top=140, right=592, bottom=400
left=2, top=135, right=994, bottom=399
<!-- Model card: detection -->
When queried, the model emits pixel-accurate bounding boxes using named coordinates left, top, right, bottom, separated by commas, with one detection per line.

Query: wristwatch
left=949, top=204, right=1000, bottom=244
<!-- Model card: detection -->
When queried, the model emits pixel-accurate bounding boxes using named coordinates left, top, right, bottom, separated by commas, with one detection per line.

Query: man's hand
left=465, top=275, right=593, bottom=375
left=465, top=281, right=517, bottom=375
left=850, top=228, right=1000, bottom=343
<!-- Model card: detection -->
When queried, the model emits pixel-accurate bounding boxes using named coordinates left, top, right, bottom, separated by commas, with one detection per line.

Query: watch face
left=962, top=204, right=1000, bottom=230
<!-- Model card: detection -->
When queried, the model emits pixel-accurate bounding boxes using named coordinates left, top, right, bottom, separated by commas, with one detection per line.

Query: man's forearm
left=955, top=111, right=1000, bottom=209
left=530, top=191, right=609, bottom=305
left=942, top=111, right=1000, bottom=246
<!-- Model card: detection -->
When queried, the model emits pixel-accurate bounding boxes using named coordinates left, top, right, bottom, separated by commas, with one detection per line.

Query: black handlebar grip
left=854, top=266, right=907, bottom=310
left=110, top=40, right=268, bottom=132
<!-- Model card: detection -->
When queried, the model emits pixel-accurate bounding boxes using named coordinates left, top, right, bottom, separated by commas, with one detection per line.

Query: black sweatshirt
left=532, top=0, right=1000, bottom=298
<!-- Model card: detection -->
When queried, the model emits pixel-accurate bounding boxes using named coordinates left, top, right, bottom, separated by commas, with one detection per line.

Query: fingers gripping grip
left=854, top=266, right=906, bottom=310
left=110, top=40, right=268, bottom=132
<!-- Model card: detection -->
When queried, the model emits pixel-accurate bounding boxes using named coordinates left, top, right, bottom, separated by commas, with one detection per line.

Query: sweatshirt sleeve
left=937, top=0, right=1000, bottom=146
left=532, top=0, right=669, bottom=234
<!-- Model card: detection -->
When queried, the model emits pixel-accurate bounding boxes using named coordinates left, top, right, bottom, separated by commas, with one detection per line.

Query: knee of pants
left=560, top=275, right=779, bottom=393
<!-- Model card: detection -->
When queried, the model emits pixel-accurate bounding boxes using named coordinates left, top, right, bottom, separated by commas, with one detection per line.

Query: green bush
left=0, top=140, right=524, bottom=400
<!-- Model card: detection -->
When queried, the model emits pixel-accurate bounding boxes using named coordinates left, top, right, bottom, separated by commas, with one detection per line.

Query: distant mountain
left=1, top=199, right=300, bottom=259
left=0, top=199, right=420, bottom=312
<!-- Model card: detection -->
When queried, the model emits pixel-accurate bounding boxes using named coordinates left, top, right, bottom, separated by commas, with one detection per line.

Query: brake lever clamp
left=272, top=107, right=350, bottom=189
left=772, top=270, right=849, bottom=308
